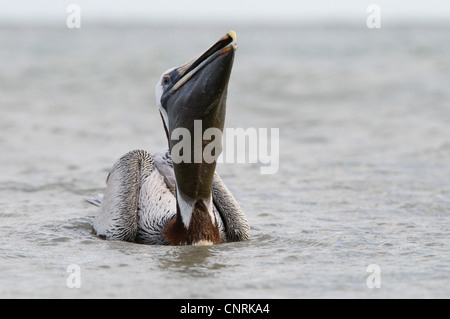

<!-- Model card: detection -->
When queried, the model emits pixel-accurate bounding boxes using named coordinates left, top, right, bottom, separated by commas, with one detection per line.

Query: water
left=0, top=23, right=449, bottom=298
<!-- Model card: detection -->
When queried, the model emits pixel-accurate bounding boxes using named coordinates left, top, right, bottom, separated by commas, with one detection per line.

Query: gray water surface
left=0, top=23, right=449, bottom=298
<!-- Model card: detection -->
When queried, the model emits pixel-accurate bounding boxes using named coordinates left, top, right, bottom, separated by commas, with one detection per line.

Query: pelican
left=88, top=31, right=250, bottom=245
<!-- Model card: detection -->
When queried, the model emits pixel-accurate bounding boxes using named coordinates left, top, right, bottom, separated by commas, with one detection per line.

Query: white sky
left=1, top=0, right=449, bottom=23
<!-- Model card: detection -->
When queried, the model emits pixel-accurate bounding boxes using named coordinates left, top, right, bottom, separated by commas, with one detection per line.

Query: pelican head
left=155, top=31, right=237, bottom=244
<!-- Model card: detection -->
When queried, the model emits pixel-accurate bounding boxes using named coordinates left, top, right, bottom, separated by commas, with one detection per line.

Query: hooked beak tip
left=226, top=30, right=237, bottom=42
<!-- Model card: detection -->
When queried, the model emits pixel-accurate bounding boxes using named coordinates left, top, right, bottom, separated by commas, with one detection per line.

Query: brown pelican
left=88, top=31, right=250, bottom=245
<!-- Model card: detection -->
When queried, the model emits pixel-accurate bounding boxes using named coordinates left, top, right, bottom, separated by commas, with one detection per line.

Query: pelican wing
left=93, top=150, right=154, bottom=242
left=212, top=173, right=250, bottom=241
left=152, top=149, right=176, bottom=196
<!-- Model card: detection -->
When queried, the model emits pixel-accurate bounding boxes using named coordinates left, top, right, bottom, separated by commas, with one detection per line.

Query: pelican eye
left=162, top=75, right=171, bottom=87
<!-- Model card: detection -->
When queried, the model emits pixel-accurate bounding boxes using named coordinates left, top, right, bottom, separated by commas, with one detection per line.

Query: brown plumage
left=163, top=200, right=221, bottom=245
